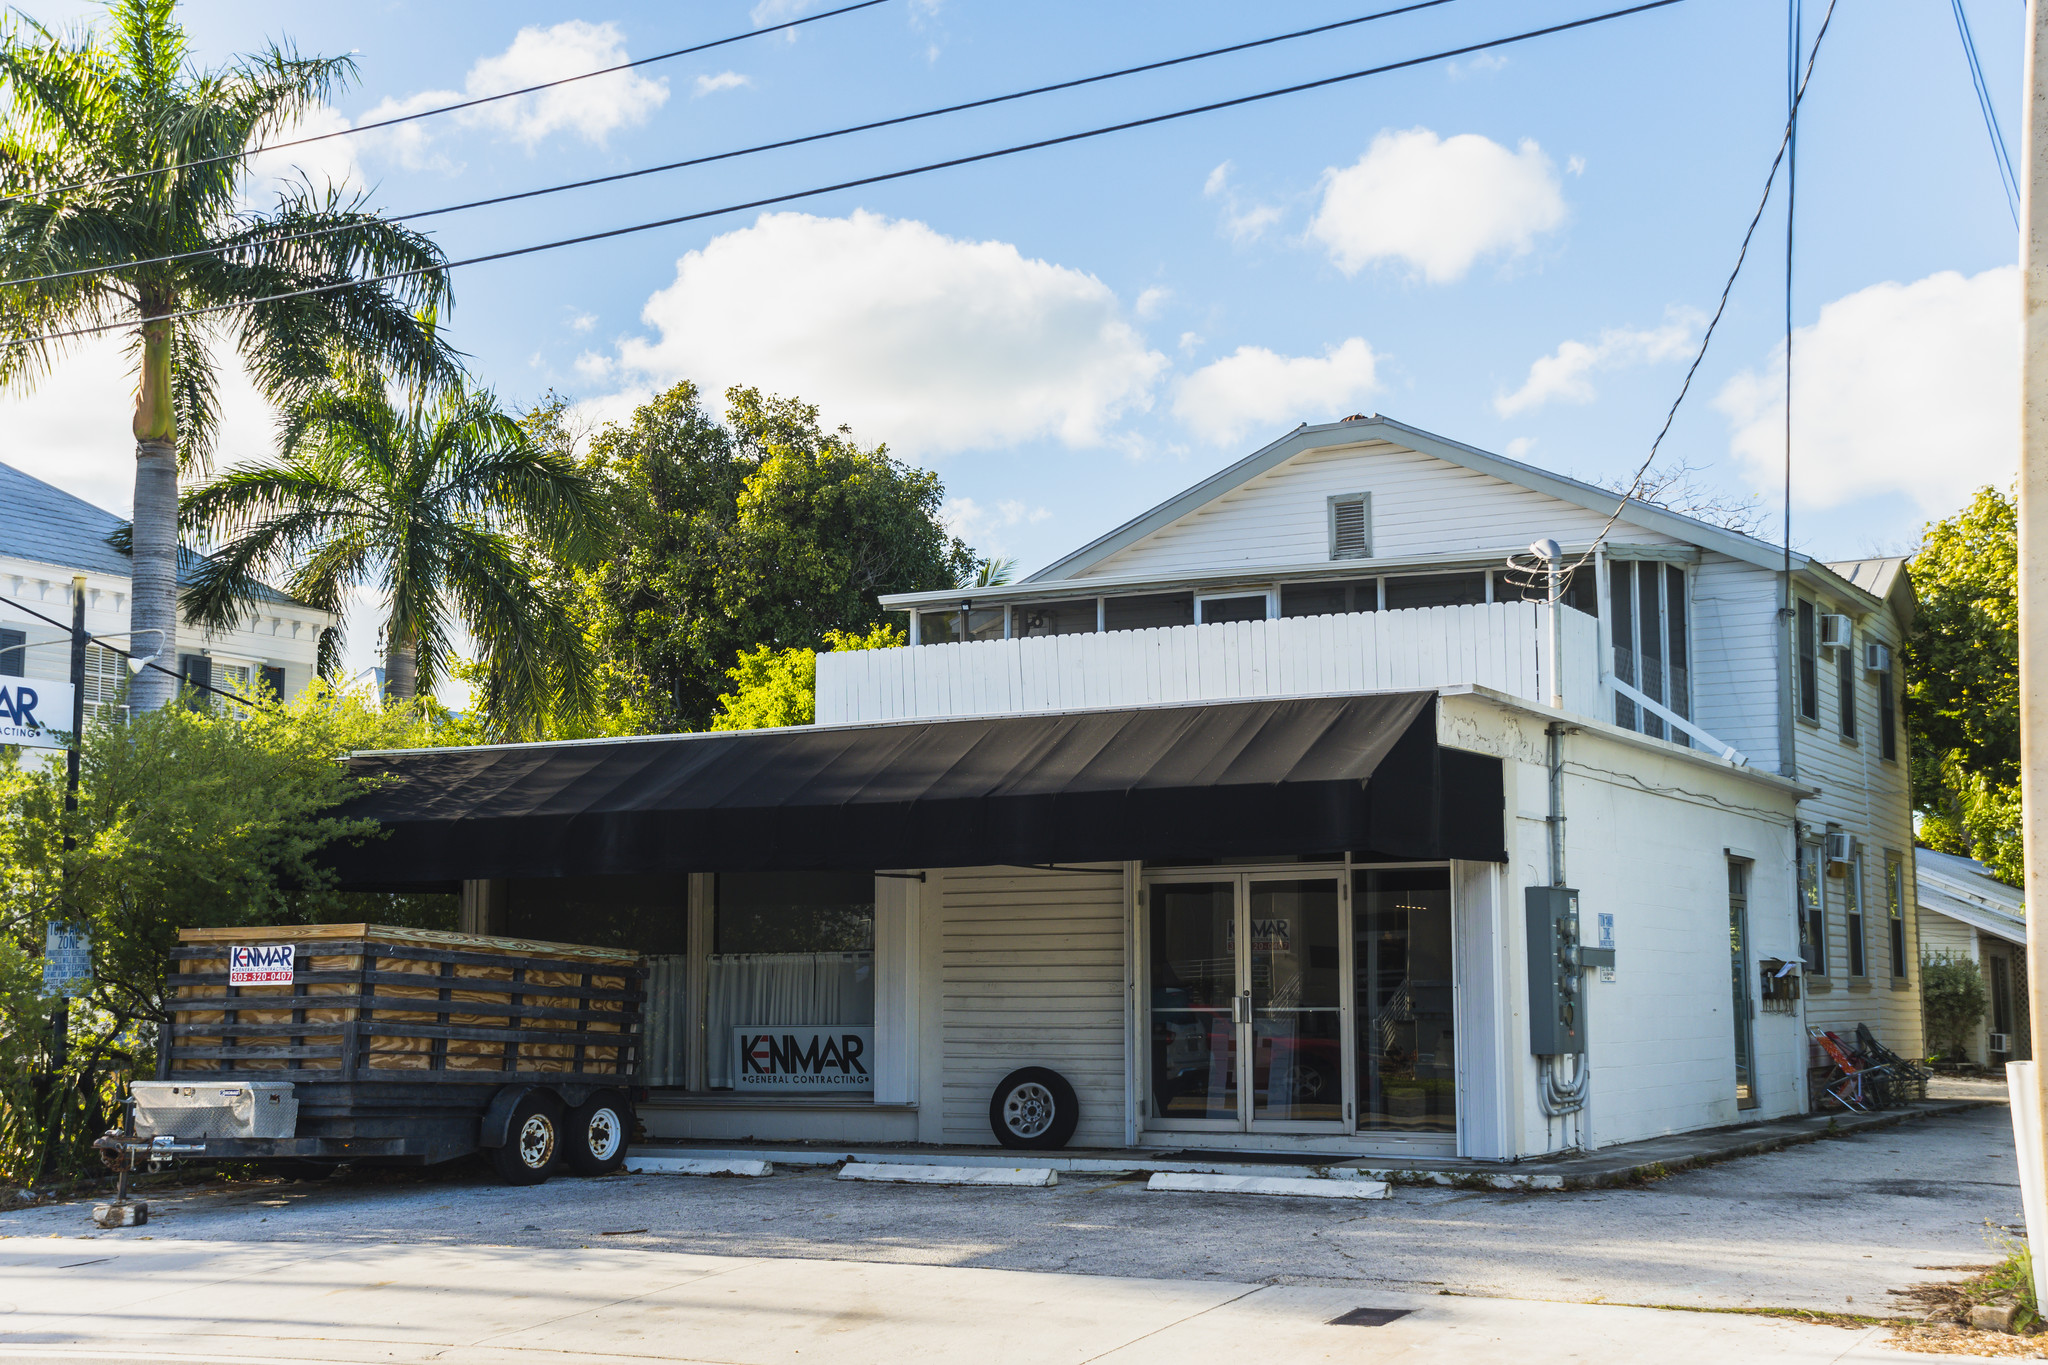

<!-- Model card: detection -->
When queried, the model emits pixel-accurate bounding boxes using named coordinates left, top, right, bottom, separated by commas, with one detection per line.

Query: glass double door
left=1145, top=873, right=1347, bottom=1132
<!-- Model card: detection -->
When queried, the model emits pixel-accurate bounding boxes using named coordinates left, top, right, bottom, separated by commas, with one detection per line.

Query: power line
left=1951, top=0, right=2021, bottom=230
left=0, top=0, right=896, bottom=209
left=1564, top=0, right=1840, bottom=577
left=3, top=0, right=1692, bottom=353
left=0, top=592, right=269, bottom=709
left=2, top=0, right=1467, bottom=293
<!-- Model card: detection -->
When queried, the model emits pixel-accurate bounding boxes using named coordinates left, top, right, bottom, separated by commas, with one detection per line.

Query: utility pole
left=37, top=575, right=86, bottom=1179
left=2017, top=0, right=2048, bottom=1310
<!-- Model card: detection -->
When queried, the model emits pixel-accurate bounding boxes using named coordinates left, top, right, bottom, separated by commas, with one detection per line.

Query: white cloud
left=1134, top=287, right=1171, bottom=319
left=693, top=71, right=752, bottom=97
left=943, top=495, right=1051, bottom=548
left=1506, top=437, right=1536, bottom=459
left=0, top=336, right=279, bottom=517
left=606, top=211, right=1166, bottom=455
left=751, top=0, right=809, bottom=26
left=357, top=21, right=668, bottom=167
left=1716, top=266, right=2018, bottom=513
left=1567, top=155, right=1586, bottom=176
left=1448, top=52, right=1508, bottom=79
left=1308, top=128, right=1567, bottom=283
left=573, top=351, right=615, bottom=382
left=243, top=105, right=362, bottom=201
left=1178, top=331, right=1203, bottom=353
left=568, top=311, right=598, bottom=333
left=1202, top=161, right=1283, bottom=244
left=1172, top=338, right=1380, bottom=446
left=1495, top=314, right=1696, bottom=416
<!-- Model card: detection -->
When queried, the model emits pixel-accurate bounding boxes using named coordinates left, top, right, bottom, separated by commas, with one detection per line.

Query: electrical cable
left=0, top=592, right=272, bottom=709
left=0, top=0, right=897, bottom=209
left=1951, top=0, right=2022, bottom=230
left=1557, top=0, right=1839, bottom=586
left=3, top=0, right=1469, bottom=292
left=1, top=0, right=1692, bottom=352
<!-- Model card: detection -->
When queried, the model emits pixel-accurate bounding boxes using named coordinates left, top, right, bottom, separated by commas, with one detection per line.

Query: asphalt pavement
left=0, top=1090, right=2022, bottom=1361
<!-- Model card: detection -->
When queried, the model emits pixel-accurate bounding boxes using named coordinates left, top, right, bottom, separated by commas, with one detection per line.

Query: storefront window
left=503, top=874, right=686, bottom=954
left=707, top=871, right=875, bottom=1092
left=1354, top=867, right=1455, bottom=1133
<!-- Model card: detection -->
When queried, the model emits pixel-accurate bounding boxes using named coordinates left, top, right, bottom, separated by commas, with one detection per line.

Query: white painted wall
left=1078, top=439, right=1677, bottom=580
left=1438, top=694, right=1803, bottom=1153
left=1688, top=554, right=1784, bottom=772
left=819, top=602, right=1601, bottom=726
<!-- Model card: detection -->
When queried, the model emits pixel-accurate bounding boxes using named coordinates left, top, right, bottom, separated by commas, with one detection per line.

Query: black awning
left=328, top=693, right=1504, bottom=889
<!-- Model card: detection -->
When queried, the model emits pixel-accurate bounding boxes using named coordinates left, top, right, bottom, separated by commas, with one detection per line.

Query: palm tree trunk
left=127, top=319, right=179, bottom=712
left=384, top=615, right=417, bottom=702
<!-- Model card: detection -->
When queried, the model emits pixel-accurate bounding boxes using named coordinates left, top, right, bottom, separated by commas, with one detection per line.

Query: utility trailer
left=128, top=924, right=646, bottom=1184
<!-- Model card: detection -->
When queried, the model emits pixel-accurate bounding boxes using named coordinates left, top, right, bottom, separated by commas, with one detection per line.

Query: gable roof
left=1917, top=846, right=2022, bottom=946
left=1825, top=556, right=1917, bottom=631
left=1026, top=414, right=1837, bottom=586
left=0, top=460, right=305, bottom=608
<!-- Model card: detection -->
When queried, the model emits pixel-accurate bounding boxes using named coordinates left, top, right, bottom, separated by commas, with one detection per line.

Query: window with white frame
left=1835, top=623, right=1856, bottom=740
left=1886, top=853, right=1908, bottom=980
left=1608, top=560, right=1690, bottom=745
left=1798, top=839, right=1825, bottom=975
left=1843, top=848, right=1866, bottom=977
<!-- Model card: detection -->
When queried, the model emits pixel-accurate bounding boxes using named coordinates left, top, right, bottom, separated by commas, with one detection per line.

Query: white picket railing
left=816, top=601, right=1601, bottom=726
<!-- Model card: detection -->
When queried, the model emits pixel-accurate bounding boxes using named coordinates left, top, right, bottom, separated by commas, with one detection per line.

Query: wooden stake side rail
left=168, top=929, right=645, bottom=1084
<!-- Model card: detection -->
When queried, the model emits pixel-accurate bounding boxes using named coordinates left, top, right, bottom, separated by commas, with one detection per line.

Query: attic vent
left=1329, top=493, right=1371, bottom=561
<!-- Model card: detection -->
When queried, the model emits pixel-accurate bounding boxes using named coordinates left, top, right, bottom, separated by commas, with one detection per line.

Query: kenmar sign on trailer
left=734, top=1027, right=873, bottom=1092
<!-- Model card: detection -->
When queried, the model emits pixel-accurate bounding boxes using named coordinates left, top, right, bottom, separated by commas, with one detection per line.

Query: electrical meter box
left=1524, top=887, right=1613, bottom=1056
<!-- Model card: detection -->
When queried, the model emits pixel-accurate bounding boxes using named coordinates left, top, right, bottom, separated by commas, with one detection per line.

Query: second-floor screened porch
left=813, top=597, right=1743, bottom=761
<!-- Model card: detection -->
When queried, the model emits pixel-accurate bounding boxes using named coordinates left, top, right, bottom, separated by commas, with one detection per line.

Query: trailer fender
left=479, top=1084, right=541, bottom=1150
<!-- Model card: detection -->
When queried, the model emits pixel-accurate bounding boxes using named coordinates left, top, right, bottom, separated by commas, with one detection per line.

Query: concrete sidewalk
left=0, top=1238, right=1971, bottom=1364
left=630, top=1096, right=1992, bottom=1190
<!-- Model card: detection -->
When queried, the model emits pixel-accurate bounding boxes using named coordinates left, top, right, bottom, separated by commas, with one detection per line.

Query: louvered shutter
left=1329, top=494, right=1370, bottom=560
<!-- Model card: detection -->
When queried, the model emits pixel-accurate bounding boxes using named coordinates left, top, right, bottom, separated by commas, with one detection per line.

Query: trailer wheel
left=565, top=1090, right=631, bottom=1176
left=490, top=1091, right=565, bottom=1185
left=988, top=1067, right=1080, bottom=1150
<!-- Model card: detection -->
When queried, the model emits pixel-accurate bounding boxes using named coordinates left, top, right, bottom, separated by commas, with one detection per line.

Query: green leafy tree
left=181, top=358, right=605, bottom=738
left=0, top=0, right=455, bottom=712
left=1919, top=950, right=1988, bottom=1061
left=711, top=623, right=905, bottom=731
left=0, top=683, right=459, bottom=1183
left=567, top=384, right=971, bottom=733
left=1907, top=486, right=2019, bottom=880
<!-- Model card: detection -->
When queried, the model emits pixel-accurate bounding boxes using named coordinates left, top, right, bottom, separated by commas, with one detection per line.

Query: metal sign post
left=2017, top=0, right=2048, bottom=1311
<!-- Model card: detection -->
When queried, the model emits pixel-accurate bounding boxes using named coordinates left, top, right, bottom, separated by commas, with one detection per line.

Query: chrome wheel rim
left=516, top=1113, right=556, bottom=1170
left=1003, top=1082, right=1056, bottom=1138
left=586, top=1107, right=622, bottom=1162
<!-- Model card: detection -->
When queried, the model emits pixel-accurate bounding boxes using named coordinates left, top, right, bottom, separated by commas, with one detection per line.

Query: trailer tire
left=989, top=1067, right=1080, bottom=1150
left=565, top=1091, right=631, bottom=1176
left=490, top=1091, right=565, bottom=1185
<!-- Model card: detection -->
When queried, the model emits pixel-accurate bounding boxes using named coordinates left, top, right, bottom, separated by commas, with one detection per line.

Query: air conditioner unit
left=1864, top=641, right=1892, bottom=673
left=1990, top=1032, right=2012, bottom=1054
left=1818, top=613, right=1852, bottom=650
left=1824, top=831, right=1855, bottom=868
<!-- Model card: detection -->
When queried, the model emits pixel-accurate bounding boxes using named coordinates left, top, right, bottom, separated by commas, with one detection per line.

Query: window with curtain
left=707, top=871, right=876, bottom=1091
left=1798, top=842, right=1825, bottom=975
left=1887, top=855, right=1908, bottom=979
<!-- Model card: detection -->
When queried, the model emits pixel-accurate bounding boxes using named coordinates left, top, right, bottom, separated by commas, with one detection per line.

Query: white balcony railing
left=816, top=600, right=1601, bottom=726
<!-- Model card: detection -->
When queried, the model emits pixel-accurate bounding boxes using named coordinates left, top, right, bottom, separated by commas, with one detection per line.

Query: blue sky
left=3, top=0, right=2024, bottom=673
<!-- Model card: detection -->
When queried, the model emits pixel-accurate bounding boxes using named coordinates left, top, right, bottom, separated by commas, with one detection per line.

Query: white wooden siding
left=1077, top=440, right=1676, bottom=580
left=931, top=866, right=1129, bottom=1148
left=819, top=601, right=1600, bottom=725
left=1788, top=594, right=1920, bottom=1055
left=1688, top=554, right=1784, bottom=772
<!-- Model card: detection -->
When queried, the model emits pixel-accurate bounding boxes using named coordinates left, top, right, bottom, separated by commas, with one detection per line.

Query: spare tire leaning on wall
left=988, top=1067, right=1080, bottom=1149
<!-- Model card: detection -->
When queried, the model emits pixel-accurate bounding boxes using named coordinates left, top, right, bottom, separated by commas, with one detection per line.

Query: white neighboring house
left=337, top=414, right=1922, bottom=1164
left=1916, top=847, right=2026, bottom=1067
left=0, top=460, right=333, bottom=717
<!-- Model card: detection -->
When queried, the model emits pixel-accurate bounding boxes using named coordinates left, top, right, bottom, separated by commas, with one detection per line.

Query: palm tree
left=0, top=0, right=454, bottom=711
left=966, top=556, right=1016, bottom=588
left=182, top=360, right=606, bottom=735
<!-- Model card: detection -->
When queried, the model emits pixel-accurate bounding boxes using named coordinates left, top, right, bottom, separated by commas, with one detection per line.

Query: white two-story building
left=334, top=416, right=1920, bottom=1164
left=1, top=460, right=333, bottom=715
